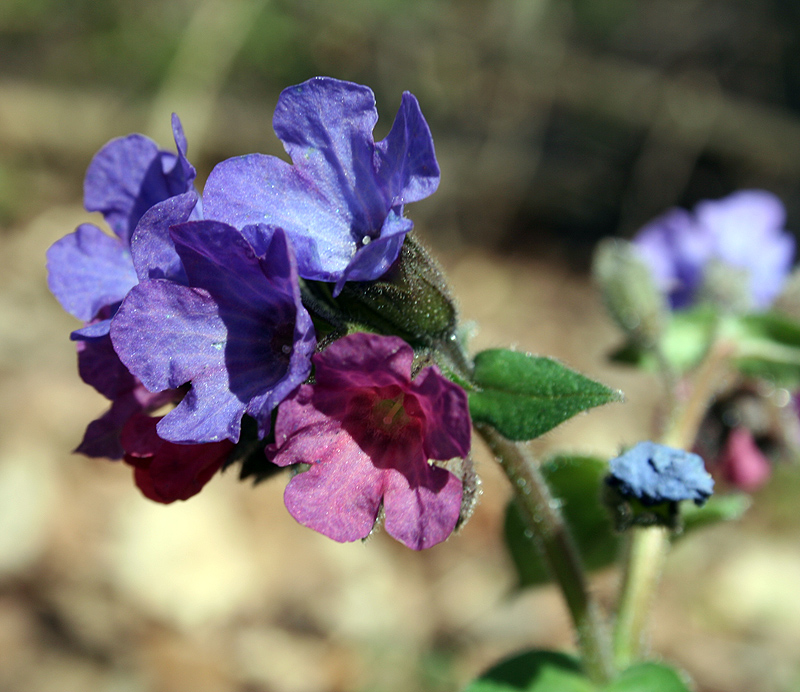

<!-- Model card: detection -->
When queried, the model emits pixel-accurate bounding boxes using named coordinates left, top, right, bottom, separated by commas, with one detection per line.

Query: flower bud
left=593, top=238, right=667, bottom=348
left=334, top=234, right=459, bottom=346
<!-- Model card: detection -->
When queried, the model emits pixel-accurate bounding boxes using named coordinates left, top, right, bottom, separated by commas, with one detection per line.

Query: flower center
left=372, top=392, right=410, bottom=433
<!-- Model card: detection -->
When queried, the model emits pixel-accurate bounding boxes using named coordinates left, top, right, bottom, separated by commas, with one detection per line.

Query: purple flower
left=47, top=115, right=198, bottom=331
left=267, top=333, right=471, bottom=550
left=45, top=116, right=200, bottom=458
left=110, top=221, right=316, bottom=444
left=633, top=190, right=794, bottom=310
left=47, top=115, right=200, bottom=459
left=202, top=77, right=440, bottom=294
left=607, top=441, right=714, bottom=506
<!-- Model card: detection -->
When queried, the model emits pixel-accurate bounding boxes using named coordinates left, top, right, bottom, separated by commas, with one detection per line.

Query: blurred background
left=2, top=0, right=800, bottom=690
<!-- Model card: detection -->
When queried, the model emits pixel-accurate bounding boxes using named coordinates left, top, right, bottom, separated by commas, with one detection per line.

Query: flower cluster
left=633, top=190, right=794, bottom=311
left=47, top=77, right=471, bottom=549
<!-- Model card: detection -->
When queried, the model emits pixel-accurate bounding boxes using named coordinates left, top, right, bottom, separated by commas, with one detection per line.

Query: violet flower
left=633, top=190, right=794, bottom=310
left=267, top=333, right=471, bottom=550
left=202, top=77, right=440, bottom=294
left=110, top=221, right=316, bottom=444
left=46, top=116, right=199, bottom=457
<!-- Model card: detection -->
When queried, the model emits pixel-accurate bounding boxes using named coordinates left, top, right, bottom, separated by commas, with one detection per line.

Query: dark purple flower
left=607, top=441, right=714, bottom=506
left=633, top=190, right=794, bottom=310
left=110, top=221, right=316, bottom=444
left=267, top=333, right=471, bottom=550
left=202, top=77, right=439, bottom=294
left=120, top=414, right=234, bottom=503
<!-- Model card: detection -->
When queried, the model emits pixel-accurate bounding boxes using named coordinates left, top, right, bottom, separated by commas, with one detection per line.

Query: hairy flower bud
left=593, top=238, right=667, bottom=348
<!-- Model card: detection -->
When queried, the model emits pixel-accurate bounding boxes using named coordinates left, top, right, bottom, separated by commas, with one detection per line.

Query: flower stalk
left=613, top=337, right=736, bottom=667
left=476, top=423, right=615, bottom=685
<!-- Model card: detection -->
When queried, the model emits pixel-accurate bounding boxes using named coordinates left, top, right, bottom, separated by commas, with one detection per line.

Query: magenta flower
left=267, top=333, right=471, bottom=550
left=715, top=427, right=771, bottom=492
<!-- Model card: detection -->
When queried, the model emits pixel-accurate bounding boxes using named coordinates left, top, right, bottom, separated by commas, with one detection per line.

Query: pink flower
left=267, top=333, right=471, bottom=549
left=120, top=414, right=234, bottom=503
left=716, top=427, right=771, bottom=492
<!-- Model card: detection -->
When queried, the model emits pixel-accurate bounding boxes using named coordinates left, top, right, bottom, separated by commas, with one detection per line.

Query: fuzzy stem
left=477, top=423, right=615, bottom=685
left=613, top=339, right=735, bottom=668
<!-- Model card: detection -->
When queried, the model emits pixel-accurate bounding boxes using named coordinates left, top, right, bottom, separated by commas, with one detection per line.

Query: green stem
left=612, top=527, right=668, bottom=670
left=613, top=338, right=735, bottom=668
left=476, top=424, right=615, bottom=685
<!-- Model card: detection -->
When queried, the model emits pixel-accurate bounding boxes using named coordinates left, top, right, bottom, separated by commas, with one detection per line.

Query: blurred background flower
left=3, top=1, right=800, bottom=690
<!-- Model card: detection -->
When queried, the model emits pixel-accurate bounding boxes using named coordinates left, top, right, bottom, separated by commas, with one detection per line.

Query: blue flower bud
left=607, top=441, right=714, bottom=506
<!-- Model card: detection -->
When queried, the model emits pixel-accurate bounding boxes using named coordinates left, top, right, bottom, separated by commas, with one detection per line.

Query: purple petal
left=84, top=134, right=165, bottom=243
left=130, top=190, right=198, bottom=283
left=76, top=333, right=137, bottom=400
left=411, top=366, right=472, bottom=460
left=203, top=153, right=359, bottom=281
left=111, top=280, right=247, bottom=443
left=274, top=77, right=389, bottom=231
left=71, top=318, right=112, bottom=340
left=332, top=211, right=412, bottom=295
left=375, top=92, right=440, bottom=205
left=314, top=333, right=414, bottom=391
left=382, top=464, right=462, bottom=550
left=696, top=190, right=794, bottom=308
left=75, top=383, right=174, bottom=459
left=46, top=224, right=138, bottom=322
left=112, top=224, right=314, bottom=443
left=167, top=113, right=197, bottom=191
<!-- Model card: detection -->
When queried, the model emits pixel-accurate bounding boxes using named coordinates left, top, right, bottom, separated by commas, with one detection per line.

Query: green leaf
left=722, top=312, right=800, bottom=387
left=679, top=493, right=751, bottom=536
left=464, top=652, right=693, bottom=692
left=464, top=650, right=594, bottom=692
left=609, top=307, right=717, bottom=374
left=505, top=455, right=621, bottom=588
left=468, top=350, right=622, bottom=441
left=605, top=663, right=692, bottom=692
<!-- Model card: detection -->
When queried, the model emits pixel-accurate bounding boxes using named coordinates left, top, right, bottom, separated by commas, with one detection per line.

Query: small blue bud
left=607, top=441, right=714, bottom=506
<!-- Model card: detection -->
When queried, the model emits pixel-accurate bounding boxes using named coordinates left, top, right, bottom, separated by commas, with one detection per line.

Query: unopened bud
left=593, top=238, right=667, bottom=347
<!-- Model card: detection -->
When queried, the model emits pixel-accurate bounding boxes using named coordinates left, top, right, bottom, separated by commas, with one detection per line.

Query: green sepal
left=468, top=350, right=622, bottom=441
left=332, top=234, right=459, bottom=347
left=505, top=455, right=620, bottom=588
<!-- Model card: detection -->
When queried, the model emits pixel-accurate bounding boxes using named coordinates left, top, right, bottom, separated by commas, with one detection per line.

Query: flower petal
left=130, top=190, right=198, bottom=283
left=203, top=153, right=356, bottom=281
left=46, top=224, right=138, bottom=322
left=375, top=91, right=440, bottom=205
left=121, top=414, right=232, bottom=503
left=314, top=332, right=413, bottom=391
left=382, top=464, right=462, bottom=550
left=412, top=365, right=472, bottom=460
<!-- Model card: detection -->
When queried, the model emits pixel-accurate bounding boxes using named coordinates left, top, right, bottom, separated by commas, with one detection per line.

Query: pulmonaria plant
left=52, top=74, right=792, bottom=692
